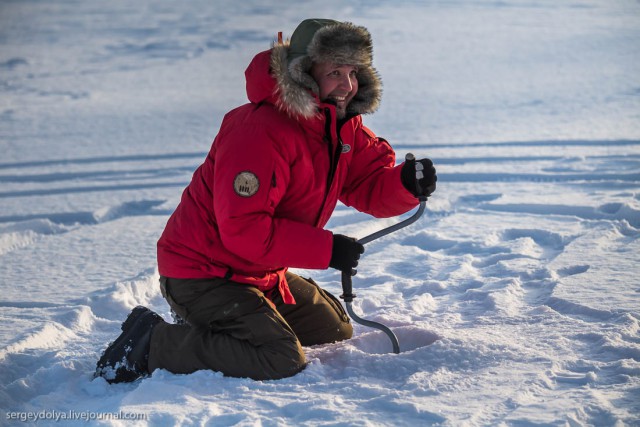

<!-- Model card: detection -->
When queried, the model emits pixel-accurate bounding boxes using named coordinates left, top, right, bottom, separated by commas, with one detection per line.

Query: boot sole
left=95, top=306, right=157, bottom=383
left=120, top=306, right=149, bottom=333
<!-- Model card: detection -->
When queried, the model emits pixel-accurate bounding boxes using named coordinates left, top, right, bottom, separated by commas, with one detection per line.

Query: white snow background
left=1, top=0, right=639, bottom=425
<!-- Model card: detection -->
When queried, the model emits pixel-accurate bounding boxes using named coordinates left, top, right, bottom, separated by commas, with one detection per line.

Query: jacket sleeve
left=340, top=125, right=418, bottom=218
left=213, top=124, right=333, bottom=269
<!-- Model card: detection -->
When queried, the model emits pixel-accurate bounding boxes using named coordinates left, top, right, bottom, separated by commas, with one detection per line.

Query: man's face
left=310, top=62, right=359, bottom=119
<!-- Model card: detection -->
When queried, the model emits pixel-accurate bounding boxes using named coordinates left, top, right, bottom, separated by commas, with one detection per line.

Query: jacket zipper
left=315, top=107, right=342, bottom=226
left=324, top=108, right=343, bottom=190
left=316, top=108, right=337, bottom=225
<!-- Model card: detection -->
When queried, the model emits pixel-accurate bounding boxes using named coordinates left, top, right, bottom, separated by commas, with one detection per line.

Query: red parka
left=157, top=45, right=418, bottom=303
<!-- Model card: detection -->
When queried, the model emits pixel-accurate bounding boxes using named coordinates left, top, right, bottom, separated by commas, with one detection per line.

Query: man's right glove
left=329, top=234, right=365, bottom=276
left=401, top=156, right=437, bottom=198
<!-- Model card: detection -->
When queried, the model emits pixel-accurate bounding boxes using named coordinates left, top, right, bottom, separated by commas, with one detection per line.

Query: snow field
left=1, top=0, right=639, bottom=425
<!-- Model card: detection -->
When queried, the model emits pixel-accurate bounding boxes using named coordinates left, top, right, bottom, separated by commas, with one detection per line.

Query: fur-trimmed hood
left=244, top=21, right=382, bottom=119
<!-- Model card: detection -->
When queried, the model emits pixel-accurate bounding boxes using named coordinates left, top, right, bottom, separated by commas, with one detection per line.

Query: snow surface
left=1, top=0, right=639, bottom=425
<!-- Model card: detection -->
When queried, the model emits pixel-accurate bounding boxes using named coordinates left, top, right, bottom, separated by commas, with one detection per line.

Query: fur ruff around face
left=269, top=22, right=382, bottom=119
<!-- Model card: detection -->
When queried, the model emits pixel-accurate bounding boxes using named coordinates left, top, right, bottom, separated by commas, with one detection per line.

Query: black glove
left=401, top=155, right=437, bottom=198
left=329, top=234, right=365, bottom=276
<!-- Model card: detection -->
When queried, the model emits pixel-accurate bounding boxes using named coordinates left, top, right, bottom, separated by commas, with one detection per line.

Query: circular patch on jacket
left=341, top=144, right=352, bottom=153
left=233, top=171, right=259, bottom=197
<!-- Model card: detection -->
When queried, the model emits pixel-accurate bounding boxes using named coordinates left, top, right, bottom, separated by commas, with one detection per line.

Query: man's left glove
left=329, top=234, right=365, bottom=276
left=401, top=156, right=437, bottom=198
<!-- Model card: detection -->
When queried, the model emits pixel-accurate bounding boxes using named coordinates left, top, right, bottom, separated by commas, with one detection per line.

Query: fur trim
left=269, top=23, right=382, bottom=119
left=271, top=42, right=319, bottom=119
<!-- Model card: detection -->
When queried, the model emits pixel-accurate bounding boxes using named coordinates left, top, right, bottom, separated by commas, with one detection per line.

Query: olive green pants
left=148, top=272, right=352, bottom=380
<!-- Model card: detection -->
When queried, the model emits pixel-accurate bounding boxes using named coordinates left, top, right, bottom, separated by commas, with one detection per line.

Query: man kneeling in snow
left=96, top=18, right=436, bottom=382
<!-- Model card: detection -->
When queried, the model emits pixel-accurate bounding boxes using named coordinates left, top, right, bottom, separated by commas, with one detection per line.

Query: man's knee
left=335, top=319, right=353, bottom=342
left=253, top=339, right=307, bottom=380
left=279, top=274, right=353, bottom=345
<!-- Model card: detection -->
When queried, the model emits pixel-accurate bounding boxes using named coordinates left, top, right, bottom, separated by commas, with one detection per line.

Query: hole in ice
left=351, top=326, right=439, bottom=354
left=397, top=327, right=440, bottom=352
left=557, top=264, right=590, bottom=277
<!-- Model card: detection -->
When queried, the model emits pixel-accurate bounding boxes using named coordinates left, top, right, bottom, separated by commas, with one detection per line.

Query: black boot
left=95, top=306, right=164, bottom=383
